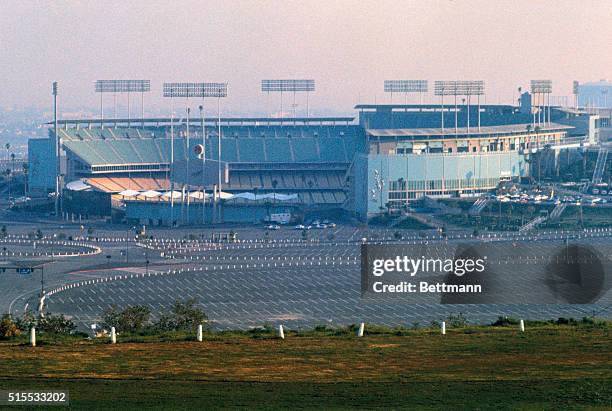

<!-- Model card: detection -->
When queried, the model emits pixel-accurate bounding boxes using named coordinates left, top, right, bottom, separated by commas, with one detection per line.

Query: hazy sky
left=1, top=0, right=610, bottom=116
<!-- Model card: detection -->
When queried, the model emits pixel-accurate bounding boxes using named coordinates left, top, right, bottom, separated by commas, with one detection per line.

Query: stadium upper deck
left=56, top=118, right=363, bottom=175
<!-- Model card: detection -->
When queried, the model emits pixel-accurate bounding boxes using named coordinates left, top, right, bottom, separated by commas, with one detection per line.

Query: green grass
left=1, top=378, right=610, bottom=410
left=0, top=325, right=610, bottom=409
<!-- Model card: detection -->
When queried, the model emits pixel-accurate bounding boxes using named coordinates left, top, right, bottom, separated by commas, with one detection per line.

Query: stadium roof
left=366, top=123, right=574, bottom=138
left=580, top=80, right=612, bottom=87
left=46, top=116, right=355, bottom=127
left=355, top=104, right=515, bottom=110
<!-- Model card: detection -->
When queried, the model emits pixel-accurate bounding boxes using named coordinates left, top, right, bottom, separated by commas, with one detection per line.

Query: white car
left=294, top=224, right=305, bottom=230
left=265, top=224, right=280, bottom=230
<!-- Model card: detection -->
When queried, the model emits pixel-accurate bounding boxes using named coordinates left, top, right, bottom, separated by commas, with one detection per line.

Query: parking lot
left=33, top=224, right=612, bottom=331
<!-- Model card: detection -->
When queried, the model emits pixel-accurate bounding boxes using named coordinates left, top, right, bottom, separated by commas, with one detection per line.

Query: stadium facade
left=28, top=99, right=595, bottom=224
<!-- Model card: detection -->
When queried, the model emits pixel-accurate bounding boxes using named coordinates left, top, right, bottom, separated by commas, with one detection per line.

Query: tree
left=37, top=314, right=76, bottom=334
left=4, top=169, right=11, bottom=199
left=154, top=299, right=208, bottom=332
left=22, top=163, right=28, bottom=195
left=102, top=305, right=151, bottom=333
left=0, top=225, right=6, bottom=238
left=385, top=201, right=393, bottom=215
left=35, top=229, right=43, bottom=239
left=13, top=311, right=36, bottom=332
left=9, top=153, right=15, bottom=196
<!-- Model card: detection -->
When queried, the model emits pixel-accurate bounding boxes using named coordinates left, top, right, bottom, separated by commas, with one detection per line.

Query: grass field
left=0, top=326, right=610, bottom=410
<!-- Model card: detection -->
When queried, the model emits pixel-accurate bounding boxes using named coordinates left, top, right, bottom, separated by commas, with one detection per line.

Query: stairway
left=519, top=215, right=547, bottom=232
left=592, top=147, right=608, bottom=184
left=468, top=197, right=489, bottom=216
left=549, top=202, right=567, bottom=220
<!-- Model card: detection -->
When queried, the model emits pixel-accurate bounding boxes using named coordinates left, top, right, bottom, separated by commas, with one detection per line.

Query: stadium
left=27, top=79, right=601, bottom=225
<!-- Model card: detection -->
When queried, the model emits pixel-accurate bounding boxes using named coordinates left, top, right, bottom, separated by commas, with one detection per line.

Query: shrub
left=491, top=316, right=520, bottom=327
left=0, top=314, right=20, bottom=337
left=37, top=313, right=76, bottom=334
left=102, top=305, right=151, bottom=333
left=13, top=311, right=36, bottom=332
left=447, top=312, right=468, bottom=328
left=152, top=299, right=207, bottom=333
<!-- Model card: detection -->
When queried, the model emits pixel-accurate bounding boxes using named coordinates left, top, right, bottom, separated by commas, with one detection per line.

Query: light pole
left=125, top=226, right=134, bottom=263
left=170, top=94, right=175, bottom=226
left=53, top=82, right=59, bottom=218
left=186, top=106, right=191, bottom=224
left=216, top=91, right=222, bottom=223
left=144, top=249, right=149, bottom=275
left=199, top=104, right=206, bottom=225
left=163, top=82, right=227, bottom=224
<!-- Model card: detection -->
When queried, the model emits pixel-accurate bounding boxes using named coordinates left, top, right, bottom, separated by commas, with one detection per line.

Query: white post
left=278, top=324, right=285, bottom=340
left=357, top=322, right=365, bottom=337
left=110, top=326, right=116, bottom=344
left=519, top=319, right=525, bottom=332
left=30, top=327, right=36, bottom=347
left=441, top=321, right=446, bottom=335
left=197, top=324, right=203, bottom=342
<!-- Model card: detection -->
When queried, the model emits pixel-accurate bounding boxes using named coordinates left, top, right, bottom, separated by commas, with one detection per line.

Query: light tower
left=261, top=79, right=315, bottom=122
left=95, top=80, right=150, bottom=128
left=163, top=82, right=227, bottom=225
left=383, top=80, right=428, bottom=104
left=53, top=82, right=60, bottom=218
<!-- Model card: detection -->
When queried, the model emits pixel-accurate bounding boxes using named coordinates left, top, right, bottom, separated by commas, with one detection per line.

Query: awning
left=118, top=189, right=140, bottom=197
left=162, top=191, right=182, bottom=199
left=188, top=191, right=212, bottom=199
left=65, top=179, right=91, bottom=191
left=218, top=191, right=234, bottom=200
left=141, top=190, right=162, bottom=198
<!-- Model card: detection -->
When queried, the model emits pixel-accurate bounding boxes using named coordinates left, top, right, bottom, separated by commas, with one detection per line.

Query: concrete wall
left=125, top=200, right=296, bottom=226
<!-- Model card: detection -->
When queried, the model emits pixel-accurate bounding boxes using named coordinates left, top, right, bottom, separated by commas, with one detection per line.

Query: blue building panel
left=357, top=152, right=526, bottom=217
left=28, top=138, right=55, bottom=193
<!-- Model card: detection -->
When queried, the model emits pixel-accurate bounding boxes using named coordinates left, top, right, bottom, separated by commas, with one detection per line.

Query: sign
left=16, top=268, right=32, bottom=275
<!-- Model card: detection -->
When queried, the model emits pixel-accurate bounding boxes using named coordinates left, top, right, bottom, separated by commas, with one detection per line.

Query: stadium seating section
left=60, top=125, right=363, bottom=166
left=60, top=124, right=361, bottom=206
